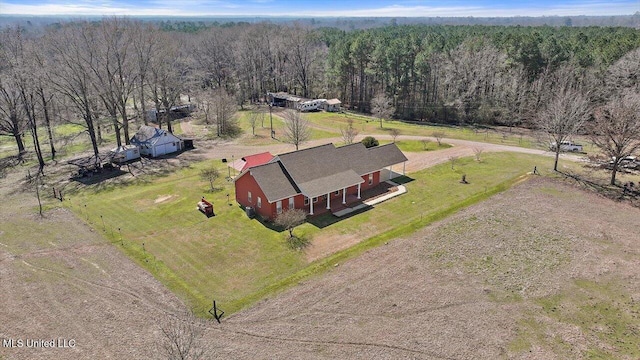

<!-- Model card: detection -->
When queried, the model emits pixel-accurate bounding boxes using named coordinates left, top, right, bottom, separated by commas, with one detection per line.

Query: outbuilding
left=130, top=125, right=183, bottom=158
left=324, top=98, right=342, bottom=112
left=109, top=145, right=140, bottom=164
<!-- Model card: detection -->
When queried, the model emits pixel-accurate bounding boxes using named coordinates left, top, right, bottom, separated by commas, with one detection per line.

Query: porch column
left=309, top=196, right=314, bottom=215
left=357, top=183, right=361, bottom=199
left=403, top=161, right=406, bottom=176
left=389, top=165, right=393, bottom=180
left=342, top=188, right=346, bottom=204
left=326, top=193, right=331, bottom=209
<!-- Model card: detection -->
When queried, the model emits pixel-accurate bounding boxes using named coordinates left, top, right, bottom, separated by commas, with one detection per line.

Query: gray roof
left=243, top=142, right=407, bottom=202
left=249, top=162, right=299, bottom=203
left=277, top=144, right=363, bottom=198
left=130, top=125, right=180, bottom=146
left=367, top=143, right=409, bottom=170
left=335, top=142, right=408, bottom=175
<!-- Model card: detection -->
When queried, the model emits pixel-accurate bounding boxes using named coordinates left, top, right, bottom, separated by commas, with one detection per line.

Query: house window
left=248, top=191, right=252, bottom=203
left=276, top=200, right=282, bottom=214
left=368, top=173, right=374, bottom=185
left=334, top=190, right=340, bottom=196
left=304, top=197, right=309, bottom=205
left=288, top=197, right=295, bottom=209
left=313, top=197, right=318, bottom=203
left=257, top=197, right=262, bottom=208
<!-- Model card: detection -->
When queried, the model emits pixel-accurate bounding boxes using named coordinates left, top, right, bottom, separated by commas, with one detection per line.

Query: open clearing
left=204, top=177, right=640, bottom=359
left=2, top=164, right=639, bottom=359
left=62, top=152, right=543, bottom=314
left=0, top=170, right=186, bottom=360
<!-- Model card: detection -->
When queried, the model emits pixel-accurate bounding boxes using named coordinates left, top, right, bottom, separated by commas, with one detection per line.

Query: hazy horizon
left=1, top=0, right=638, bottom=17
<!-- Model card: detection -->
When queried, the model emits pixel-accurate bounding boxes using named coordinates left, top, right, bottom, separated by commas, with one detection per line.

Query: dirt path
left=188, top=134, right=584, bottom=180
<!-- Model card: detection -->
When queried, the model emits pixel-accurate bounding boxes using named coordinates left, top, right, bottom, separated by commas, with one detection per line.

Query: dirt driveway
left=185, top=127, right=583, bottom=175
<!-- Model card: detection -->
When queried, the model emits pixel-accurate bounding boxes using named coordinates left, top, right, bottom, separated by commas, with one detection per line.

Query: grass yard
left=65, top=151, right=549, bottom=315
left=379, top=139, right=452, bottom=152
left=236, top=110, right=338, bottom=146
left=304, top=111, right=542, bottom=149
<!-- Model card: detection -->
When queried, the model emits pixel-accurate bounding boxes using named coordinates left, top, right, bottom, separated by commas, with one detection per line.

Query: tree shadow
left=306, top=205, right=373, bottom=229
left=556, top=169, right=639, bottom=203
left=286, top=235, right=310, bottom=250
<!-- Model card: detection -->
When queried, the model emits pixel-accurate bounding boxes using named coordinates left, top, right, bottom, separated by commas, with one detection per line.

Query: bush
left=361, top=136, right=379, bottom=148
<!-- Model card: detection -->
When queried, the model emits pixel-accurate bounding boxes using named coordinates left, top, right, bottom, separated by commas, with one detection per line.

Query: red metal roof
left=241, top=152, right=274, bottom=172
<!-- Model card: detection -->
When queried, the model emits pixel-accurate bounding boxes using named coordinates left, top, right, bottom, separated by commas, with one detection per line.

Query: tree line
left=0, top=19, right=639, bottom=177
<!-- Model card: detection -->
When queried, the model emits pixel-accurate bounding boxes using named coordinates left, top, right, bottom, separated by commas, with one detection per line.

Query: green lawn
left=304, top=111, right=542, bottom=149
left=237, top=110, right=338, bottom=146
left=65, top=151, right=550, bottom=315
left=379, top=139, right=452, bottom=152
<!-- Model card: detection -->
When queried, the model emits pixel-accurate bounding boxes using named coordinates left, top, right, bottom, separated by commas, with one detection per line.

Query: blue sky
left=0, top=0, right=638, bottom=17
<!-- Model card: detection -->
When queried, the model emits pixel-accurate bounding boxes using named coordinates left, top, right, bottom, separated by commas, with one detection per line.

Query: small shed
left=324, top=99, right=342, bottom=112
left=130, top=125, right=183, bottom=158
left=109, top=145, right=140, bottom=164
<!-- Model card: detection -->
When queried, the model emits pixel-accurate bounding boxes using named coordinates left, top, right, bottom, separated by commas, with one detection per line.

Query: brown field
left=2, top=169, right=639, bottom=359
left=208, top=176, right=640, bottom=359
left=0, top=170, right=186, bottom=360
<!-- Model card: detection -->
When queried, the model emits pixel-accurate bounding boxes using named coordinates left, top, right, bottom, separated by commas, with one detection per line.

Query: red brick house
left=234, top=143, right=408, bottom=220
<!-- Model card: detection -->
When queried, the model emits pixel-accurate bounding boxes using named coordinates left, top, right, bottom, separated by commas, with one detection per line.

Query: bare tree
left=2, top=28, right=46, bottom=173
left=282, top=110, right=311, bottom=150
left=432, top=131, right=445, bottom=146
left=46, top=24, right=102, bottom=162
left=591, top=93, right=640, bottom=185
left=283, top=25, right=325, bottom=98
left=536, top=77, right=591, bottom=171
left=211, top=88, right=238, bottom=137
left=449, top=155, right=458, bottom=170
left=340, top=119, right=358, bottom=145
left=247, top=110, right=260, bottom=136
left=29, top=172, right=44, bottom=217
left=200, top=167, right=220, bottom=192
left=274, top=209, right=307, bottom=239
left=421, top=138, right=430, bottom=150
left=131, top=21, right=160, bottom=126
left=157, top=312, right=211, bottom=360
left=389, top=128, right=400, bottom=143
left=473, top=147, right=484, bottom=162
left=0, top=65, right=27, bottom=155
left=149, top=31, right=187, bottom=133
left=370, top=93, right=395, bottom=128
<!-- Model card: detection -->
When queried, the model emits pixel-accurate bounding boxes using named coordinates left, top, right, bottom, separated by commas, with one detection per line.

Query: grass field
left=304, top=111, right=542, bottom=148
left=64, top=152, right=546, bottom=315
left=235, top=110, right=338, bottom=146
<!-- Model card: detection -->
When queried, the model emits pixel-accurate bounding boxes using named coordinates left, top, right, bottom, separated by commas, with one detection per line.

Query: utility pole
left=269, top=104, right=274, bottom=138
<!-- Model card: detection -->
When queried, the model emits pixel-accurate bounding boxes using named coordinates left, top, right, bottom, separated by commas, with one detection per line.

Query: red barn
left=234, top=143, right=408, bottom=220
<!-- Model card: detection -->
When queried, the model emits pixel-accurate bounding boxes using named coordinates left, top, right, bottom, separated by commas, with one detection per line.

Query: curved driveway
left=194, top=133, right=585, bottom=174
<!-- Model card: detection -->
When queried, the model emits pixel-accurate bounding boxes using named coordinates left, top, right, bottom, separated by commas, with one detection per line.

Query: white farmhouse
left=130, top=125, right=183, bottom=158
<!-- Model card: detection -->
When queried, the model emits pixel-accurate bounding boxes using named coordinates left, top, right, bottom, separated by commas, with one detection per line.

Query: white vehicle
left=550, top=140, right=583, bottom=152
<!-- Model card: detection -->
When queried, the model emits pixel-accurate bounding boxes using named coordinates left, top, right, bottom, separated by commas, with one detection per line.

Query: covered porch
left=306, top=180, right=405, bottom=218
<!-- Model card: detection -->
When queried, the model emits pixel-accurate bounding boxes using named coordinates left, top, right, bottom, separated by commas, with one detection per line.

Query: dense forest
left=1, top=19, right=639, bottom=173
